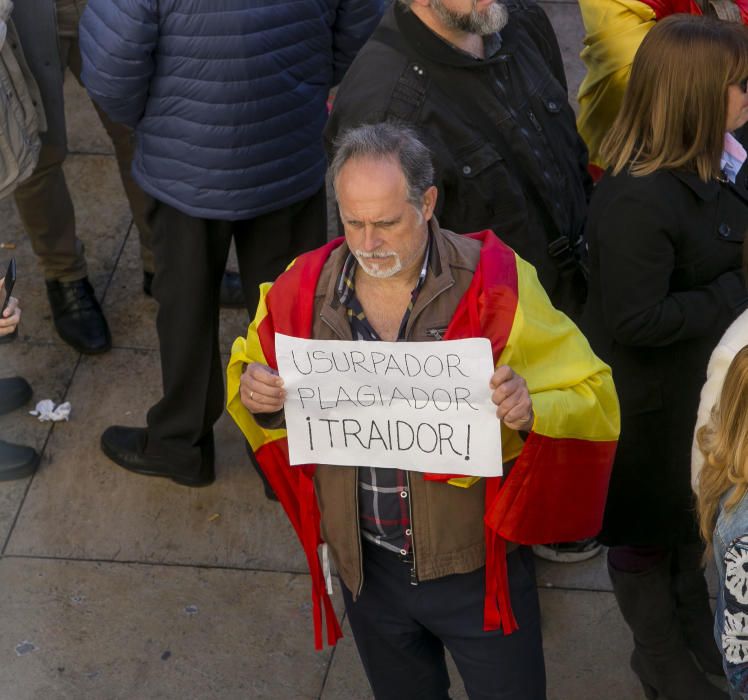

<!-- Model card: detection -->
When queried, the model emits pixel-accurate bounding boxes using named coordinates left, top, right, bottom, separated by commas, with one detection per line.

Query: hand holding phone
left=1, top=257, right=16, bottom=317
left=0, top=258, right=19, bottom=342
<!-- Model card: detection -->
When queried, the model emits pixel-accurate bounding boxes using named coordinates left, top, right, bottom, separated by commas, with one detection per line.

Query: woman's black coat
left=581, top=166, right=748, bottom=546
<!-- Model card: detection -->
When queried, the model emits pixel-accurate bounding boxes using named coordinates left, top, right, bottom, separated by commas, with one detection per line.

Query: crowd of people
left=1, top=0, right=748, bottom=699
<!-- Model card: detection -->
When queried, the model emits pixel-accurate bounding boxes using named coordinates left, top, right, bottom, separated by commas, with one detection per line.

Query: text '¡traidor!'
left=275, top=334, right=503, bottom=477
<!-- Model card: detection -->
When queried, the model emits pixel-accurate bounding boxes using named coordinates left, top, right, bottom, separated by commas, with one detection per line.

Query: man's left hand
left=490, top=365, right=534, bottom=432
left=0, top=278, right=20, bottom=337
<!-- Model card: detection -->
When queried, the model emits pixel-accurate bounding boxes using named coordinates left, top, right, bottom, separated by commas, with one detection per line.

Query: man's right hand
left=240, top=362, right=286, bottom=414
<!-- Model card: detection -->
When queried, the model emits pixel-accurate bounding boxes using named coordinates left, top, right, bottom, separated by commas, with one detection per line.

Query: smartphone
left=1, top=257, right=16, bottom=317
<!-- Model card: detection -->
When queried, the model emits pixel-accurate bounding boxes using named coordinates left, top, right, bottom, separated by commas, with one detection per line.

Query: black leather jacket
left=326, top=0, right=593, bottom=318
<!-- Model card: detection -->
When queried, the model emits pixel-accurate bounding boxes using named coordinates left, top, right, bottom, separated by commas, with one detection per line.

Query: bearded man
left=326, top=0, right=593, bottom=323
left=227, top=124, right=619, bottom=699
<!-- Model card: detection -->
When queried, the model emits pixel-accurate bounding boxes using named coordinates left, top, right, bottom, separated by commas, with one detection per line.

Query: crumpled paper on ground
left=29, top=400, right=71, bottom=422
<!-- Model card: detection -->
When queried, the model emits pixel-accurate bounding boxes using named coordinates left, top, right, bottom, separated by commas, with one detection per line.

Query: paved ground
left=0, top=5, right=715, bottom=699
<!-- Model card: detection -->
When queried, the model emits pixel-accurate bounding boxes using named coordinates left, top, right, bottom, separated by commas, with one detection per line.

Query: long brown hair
left=697, top=345, right=748, bottom=556
left=602, top=14, right=748, bottom=181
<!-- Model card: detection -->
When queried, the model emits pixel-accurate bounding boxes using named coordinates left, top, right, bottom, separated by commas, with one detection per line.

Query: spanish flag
left=227, top=230, right=620, bottom=648
left=577, top=0, right=748, bottom=178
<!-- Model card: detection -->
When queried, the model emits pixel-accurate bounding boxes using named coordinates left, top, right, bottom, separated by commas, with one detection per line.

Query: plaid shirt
left=337, top=239, right=431, bottom=556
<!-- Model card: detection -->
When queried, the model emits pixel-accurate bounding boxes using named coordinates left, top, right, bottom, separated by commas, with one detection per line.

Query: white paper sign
left=275, top=333, right=502, bottom=477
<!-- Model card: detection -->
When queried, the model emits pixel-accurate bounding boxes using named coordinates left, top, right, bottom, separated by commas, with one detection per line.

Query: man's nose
left=361, top=225, right=381, bottom=252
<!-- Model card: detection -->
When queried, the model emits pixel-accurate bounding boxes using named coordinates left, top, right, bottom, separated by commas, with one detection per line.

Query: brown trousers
left=13, top=0, right=154, bottom=282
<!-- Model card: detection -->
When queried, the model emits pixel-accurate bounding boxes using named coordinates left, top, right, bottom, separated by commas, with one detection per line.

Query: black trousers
left=342, top=544, right=546, bottom=700
left=144, top=189, right=326, bottom=475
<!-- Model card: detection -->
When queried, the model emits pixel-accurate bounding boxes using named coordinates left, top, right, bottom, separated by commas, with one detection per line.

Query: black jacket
left=325, top=1, right=592, bottom=319
left=581, top=167, right=748, bottom=546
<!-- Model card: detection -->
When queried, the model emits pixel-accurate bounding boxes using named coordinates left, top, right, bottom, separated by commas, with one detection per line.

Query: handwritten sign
left=275, top=334, right=502, bottom=477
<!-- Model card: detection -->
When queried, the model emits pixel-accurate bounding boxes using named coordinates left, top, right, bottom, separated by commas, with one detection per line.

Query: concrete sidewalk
left=0, top=5, right=697, bottom=698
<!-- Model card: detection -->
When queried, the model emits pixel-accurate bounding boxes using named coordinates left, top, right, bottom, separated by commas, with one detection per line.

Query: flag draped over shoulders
left=227, top=230, right=619, bottom=648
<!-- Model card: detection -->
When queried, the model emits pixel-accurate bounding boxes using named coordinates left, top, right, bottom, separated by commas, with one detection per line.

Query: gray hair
left=330, top=122, right=435, bottom=208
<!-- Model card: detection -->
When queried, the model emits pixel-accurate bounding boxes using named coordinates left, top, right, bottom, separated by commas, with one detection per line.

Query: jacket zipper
left=406, top=280, right=455, bottom=338
left=406, top=472, right=418, bottom=586
left=527, top=110, right=542, bottom=132
left=404, top=283, right=453, bottom=585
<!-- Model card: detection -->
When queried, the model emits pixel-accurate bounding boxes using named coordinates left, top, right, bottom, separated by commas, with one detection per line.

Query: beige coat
left=691, top=309, right=748, bottom=491
left=0, top=0, right=45, bottom=198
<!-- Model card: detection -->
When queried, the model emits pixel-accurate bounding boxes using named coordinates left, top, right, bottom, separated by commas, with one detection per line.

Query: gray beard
left=429, top=0, right=509, bottom=36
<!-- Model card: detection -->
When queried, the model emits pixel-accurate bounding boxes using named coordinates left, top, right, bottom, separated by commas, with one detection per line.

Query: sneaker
left=532, top=538, right=603, bottom=563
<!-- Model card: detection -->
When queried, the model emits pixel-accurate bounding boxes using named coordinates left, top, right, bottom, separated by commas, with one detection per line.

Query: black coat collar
left=669, top=168, right=748, bottom=204
left=391, top=2, right=514, bottom=69
left=670, top=170, right=721, bottom=202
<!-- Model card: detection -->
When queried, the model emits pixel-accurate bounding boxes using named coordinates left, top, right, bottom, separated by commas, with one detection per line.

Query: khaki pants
left=13, top=0, right=154, bottom=282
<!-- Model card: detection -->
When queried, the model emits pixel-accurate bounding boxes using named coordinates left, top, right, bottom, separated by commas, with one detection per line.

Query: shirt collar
left=721, top=132, right=748, bottom=184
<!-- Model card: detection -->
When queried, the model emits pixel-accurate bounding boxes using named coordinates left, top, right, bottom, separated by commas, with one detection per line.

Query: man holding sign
left=227, top=124, right=619, bottom=699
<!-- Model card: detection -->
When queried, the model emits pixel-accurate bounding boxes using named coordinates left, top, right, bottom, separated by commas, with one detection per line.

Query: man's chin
left=358, top=262, right=403, bottom=279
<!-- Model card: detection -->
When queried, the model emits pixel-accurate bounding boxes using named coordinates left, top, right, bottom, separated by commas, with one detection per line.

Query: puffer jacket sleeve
left=331, top=0, right=384, bottom=85
left=79, top=0, right=158, bottom=128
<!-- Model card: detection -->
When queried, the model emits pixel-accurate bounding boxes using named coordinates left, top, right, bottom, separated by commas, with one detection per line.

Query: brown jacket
left=291, top=222, right=504, bottom=597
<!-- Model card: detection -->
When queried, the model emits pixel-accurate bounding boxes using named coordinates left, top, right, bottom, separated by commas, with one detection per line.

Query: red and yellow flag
left=227, top=231, right=620, bottom=647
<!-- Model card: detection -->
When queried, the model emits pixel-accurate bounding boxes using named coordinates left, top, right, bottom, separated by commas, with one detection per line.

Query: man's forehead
left=336, top=156, right=409, bottom=201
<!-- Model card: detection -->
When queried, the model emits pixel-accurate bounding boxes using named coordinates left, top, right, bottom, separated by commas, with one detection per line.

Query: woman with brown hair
left=697, top=346, right=748, bottom=698
left=581, top=14, right=748, bottom=700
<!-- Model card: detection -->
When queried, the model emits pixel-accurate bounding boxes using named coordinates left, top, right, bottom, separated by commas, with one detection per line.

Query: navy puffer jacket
left=80, top=0, right=383, bottom=220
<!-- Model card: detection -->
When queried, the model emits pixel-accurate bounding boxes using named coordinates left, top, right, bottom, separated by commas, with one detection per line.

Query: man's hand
left=0, top=277, right=20, bottom=337
left=240, top=362, right=286, bottom=414
left=490, top=365, right=534, bottom=432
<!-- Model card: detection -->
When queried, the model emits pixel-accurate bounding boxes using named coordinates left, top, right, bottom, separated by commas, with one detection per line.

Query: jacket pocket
left=448, top=141, right=527, bottom=234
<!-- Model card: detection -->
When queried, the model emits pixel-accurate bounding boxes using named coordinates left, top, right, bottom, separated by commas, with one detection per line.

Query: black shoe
left=0, top=377, right=32, bottom=415
left=46, top=278, right=112, bottom=354
left=0, top=439, right=39, bottom=481
left=100, top=425, right=215, bottom=487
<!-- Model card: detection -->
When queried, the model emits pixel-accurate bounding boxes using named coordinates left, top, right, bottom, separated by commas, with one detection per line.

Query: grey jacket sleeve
left=79, top=0, right=158, bottom=128
left=331, top=0, right=384, bottom=85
